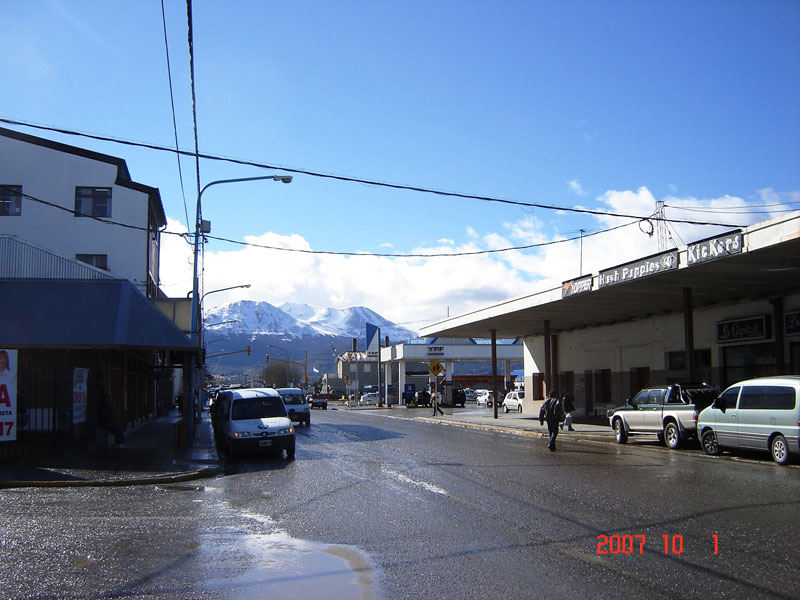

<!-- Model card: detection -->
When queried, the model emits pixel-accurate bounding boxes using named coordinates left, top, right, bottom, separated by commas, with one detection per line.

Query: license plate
left=259, top=439, right=272, bottom=447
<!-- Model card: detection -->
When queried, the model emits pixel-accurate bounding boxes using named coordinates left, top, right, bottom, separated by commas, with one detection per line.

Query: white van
left=697, top=376, right=800, bottom=464
left=212, top=388, right=295, bottom=459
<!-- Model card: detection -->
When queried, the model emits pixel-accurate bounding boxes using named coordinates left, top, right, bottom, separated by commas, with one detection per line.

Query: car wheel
left=614, top=419, right=628, bottom=444
left=701, top=430, right=721, bottom=456
left=518, top=404, right=523, bottom=413
left=503, top=404, right=509, bottom=413
left=286, top=445, right=295, bottom=459
left=306, top=419, right=311, bottom=427
left=664, top=421, right=682, bottom=449
left=771, top=434, right=791, bottom=465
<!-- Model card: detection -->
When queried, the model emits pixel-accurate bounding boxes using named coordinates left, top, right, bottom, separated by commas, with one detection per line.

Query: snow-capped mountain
left=204, top=300, right=416, bottom=341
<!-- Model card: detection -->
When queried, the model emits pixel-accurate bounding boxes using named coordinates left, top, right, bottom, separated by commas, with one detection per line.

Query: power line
left=160, top=0, right=190, bottom=233
left=2, top=185, right=648, bottom=258
left=0, top=116, right=748, bottom=230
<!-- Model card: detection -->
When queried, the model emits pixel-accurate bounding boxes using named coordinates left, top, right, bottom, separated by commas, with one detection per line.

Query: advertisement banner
left=0, top=349, right=18, bottom=442
left=73, top=368, right=89, bottom=424
left=599, top=250, right=679, bottom=288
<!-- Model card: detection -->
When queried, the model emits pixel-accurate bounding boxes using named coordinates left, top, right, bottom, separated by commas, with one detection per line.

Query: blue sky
left=3, top=0, right=799, bottom=330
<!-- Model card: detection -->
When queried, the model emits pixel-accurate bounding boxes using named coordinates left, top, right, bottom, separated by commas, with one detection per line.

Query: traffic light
left=247, top=345, right=251, bottom=355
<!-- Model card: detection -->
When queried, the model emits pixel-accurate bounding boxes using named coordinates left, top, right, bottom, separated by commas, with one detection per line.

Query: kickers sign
left=0, top=349, right=17, bottom=442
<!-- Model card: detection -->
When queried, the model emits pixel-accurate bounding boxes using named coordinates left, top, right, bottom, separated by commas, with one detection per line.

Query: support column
left=683, top=287, right=695, bottom=383
left=543, top=320, right=552, bottom=397
left=399, top=360, right=407, bottom=406
left=491, top=329, right=499, bottom=419
left=771, top=297, right=785, bottom=375
left=446, top=360, right=454, bottom=405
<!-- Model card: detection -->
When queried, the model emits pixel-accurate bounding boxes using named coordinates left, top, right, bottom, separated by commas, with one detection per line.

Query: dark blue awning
left=0, top=279, right=194, bottom=350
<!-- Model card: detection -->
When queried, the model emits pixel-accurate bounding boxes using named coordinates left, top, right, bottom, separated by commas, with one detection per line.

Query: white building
left=0, top=126, right=166, bottom=298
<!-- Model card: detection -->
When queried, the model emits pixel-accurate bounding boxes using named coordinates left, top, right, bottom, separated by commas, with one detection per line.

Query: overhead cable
left=0, top=116, right=748, bottom=230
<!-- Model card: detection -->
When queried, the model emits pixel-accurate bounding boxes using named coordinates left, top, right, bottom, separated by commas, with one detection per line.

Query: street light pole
left=187, top=174, right=292, bottom=444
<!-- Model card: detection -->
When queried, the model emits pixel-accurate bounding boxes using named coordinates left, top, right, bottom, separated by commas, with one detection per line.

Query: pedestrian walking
left=432, top=389, right=444, bottom=416
left=539, top=391, right=565, bottom=451
left=560, top=391, right=576, bottom=431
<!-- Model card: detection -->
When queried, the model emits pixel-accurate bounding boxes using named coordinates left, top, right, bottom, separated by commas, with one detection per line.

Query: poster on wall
left=73, top=368, right=89, bottom=424
left=0, top=349, right=18, bottom=442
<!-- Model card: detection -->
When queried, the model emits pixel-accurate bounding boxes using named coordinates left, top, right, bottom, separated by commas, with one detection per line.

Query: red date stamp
left=596, top=534, right=719, bottom=555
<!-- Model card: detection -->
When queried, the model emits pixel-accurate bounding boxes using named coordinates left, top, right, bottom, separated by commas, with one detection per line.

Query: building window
left=75, top=187, right=112, bottom=218
left=76, top=254, right=108, bottom=270
left=666, top=349, right=711, bottom=371
left=0, top=185, right=22, bottom=216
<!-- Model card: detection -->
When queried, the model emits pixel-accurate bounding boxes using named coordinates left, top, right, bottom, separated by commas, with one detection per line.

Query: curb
left=0, top=466, right=223, bottom=489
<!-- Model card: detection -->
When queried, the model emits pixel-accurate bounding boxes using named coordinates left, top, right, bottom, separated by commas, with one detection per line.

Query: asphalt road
left=1, top=408, right=798, bottom=599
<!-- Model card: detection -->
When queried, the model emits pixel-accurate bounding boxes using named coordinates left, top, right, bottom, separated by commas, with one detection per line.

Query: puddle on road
left=229, top=531, right=378, bottom=600
left=202, top=509, right=380, bottom=600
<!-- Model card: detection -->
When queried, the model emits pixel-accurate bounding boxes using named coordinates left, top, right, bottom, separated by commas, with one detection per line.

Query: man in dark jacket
left=539, top=391, right=565, bottom=451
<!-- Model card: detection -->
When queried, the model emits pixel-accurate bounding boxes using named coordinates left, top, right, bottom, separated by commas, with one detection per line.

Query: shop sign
left=562, top=275, right=593, bottom=298
left=786, top=311, right=800, bottom=336
left=427, top=346, right=445, bottom=356
left=599, top=250, right=679, bottom=288
left=687, top=231, right=742, bottom=265
left=717, top=316, right=768, bottom=343
left=0, top=349, right=17, bottom=442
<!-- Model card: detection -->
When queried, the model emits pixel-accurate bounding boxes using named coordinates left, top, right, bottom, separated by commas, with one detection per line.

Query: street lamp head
left=272, top=175, right=293, bottom=184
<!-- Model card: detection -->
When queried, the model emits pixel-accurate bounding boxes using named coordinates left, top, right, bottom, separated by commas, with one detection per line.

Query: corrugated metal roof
left=0, top=236, right=117, bottom=280
left=0, top=278, right=193, bottom=350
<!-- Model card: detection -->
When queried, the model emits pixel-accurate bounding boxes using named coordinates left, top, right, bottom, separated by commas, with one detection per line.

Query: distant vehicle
left=308, top=394, right=328, bottom=410
left=698, top=376, right=800, bottom=464
left=276, top=387, right=311, bottom=427
left=359, top=392, right=380, bottom=405
left=413, top=390, right=431, bottom=407
left=606, top=383, right=719, bottom=449
left=212, top=387, right=295, bottom=459
left=452, top=388, right=467, bottom=407
left=362, top=385, right=379, bottom=395
left=476, top=389, right=499, bottom=407
left=463, top=388, right=476, bottom=401
left=502, top=390, right=524, bottom=413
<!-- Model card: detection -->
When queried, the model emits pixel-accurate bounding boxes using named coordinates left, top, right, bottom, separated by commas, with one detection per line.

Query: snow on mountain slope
left=205, top=301, right=417, bottom=341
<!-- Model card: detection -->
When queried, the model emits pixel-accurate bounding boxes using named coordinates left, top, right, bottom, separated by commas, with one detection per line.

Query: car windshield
left=281, top=392, right=305, bottom=405
left=231, top=397, right=286, bottom=420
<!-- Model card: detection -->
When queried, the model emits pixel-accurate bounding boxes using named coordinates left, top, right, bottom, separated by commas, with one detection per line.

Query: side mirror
left=714, top=396, right=727, bottom=413
left=626, top=398, right=633, bottom=407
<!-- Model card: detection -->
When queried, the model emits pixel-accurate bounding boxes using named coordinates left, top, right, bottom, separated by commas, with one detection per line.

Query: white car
left=359, top=392, right=380, bottom=405
left=502, top=391, right=524, bottom=413
left=476, top=390, right=498, bottom=406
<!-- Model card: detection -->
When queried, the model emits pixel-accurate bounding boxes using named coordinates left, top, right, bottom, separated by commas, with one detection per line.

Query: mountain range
left=203, top=300, right=418, bottom=376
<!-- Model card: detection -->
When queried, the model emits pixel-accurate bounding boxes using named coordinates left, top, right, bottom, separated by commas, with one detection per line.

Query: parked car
left=502, top=390, right=524, bottom=413
left=212, top=388, right=295, bottom=459
left=407, top=390, right=429, bottom=407
left=463, top=388, right=476, bottom=401
left=476, top=390, right=495, bottom=407
left=359, top=392, right=380, bottom=405
left=276, top=387, right=311, bottom=427
left=452, top=388, right=467, bottom=407
left=606, top=383, right=719, bottom=449
left=698, top=376, right=800, bottom=465
left=308, top=394, right=328, bottom=409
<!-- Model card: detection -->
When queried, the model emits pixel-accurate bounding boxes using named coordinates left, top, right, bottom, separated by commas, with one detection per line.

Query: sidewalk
left=0, top=410, right=221, bottom=488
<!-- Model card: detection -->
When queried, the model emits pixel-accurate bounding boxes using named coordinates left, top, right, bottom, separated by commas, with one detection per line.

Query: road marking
left=383, top=468, right=449, bottom=496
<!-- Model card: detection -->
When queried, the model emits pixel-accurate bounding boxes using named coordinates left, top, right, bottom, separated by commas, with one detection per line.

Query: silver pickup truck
left=607, top=383, right=719, bottom=449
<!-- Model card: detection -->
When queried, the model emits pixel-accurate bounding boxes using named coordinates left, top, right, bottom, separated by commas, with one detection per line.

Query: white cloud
left=158, top=189, right=797, bottom=333
left=568, top=178, right=588, bottom=197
